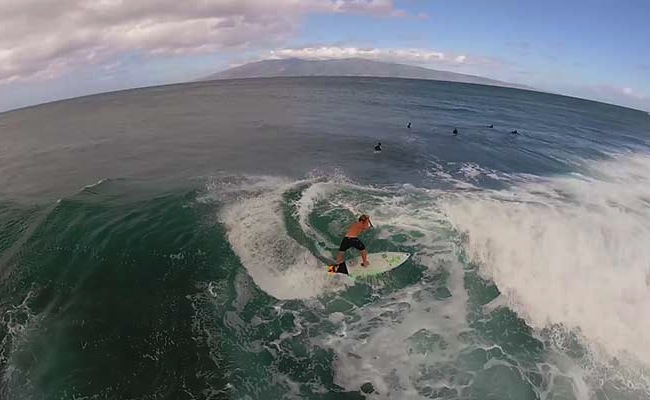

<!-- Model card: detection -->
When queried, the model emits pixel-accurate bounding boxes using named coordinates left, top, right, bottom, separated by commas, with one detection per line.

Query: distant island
left=202, top=58, right=530, bottom=90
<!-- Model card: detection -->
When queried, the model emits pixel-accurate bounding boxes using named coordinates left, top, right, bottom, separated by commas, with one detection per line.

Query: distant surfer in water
left=374, top=142, right=382, bottom=152
left=510, top=129, right=519, bottom=135
left=329, top=214, right=373, bottom=274
left=453, top=128, right=459, bottom=135
left=487, top=124, right=494, bottom=128
left=407, top=122, right=412, bottom=129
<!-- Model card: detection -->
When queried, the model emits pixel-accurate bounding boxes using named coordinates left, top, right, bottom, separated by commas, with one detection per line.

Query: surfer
left=510, top=129, right=519, bottom=135
left=453, top=128, right=459, bottom=135
left=487, top=124, right=494, bottom=128
left=329, top=214, right=373, bottom=274
left=407, top=122, right=412, bottom=129
left=374, top=142, right=382, bottom=151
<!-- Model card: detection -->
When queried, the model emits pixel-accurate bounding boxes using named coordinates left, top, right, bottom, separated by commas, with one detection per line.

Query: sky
left=1, top=0, right=649, bottom=112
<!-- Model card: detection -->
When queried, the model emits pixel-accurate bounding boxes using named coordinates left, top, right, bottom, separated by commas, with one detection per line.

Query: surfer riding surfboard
left=328, top=214, right=372, bottom=274
left=328, top=215, right=410, bottom=277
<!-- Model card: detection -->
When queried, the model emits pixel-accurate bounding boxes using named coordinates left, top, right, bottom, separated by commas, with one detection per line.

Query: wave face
left=0, top=78, right=649, bottom=399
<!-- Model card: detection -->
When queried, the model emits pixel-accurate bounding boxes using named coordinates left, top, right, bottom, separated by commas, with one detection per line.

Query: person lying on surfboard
left=328, top=214, right=373, bottom=274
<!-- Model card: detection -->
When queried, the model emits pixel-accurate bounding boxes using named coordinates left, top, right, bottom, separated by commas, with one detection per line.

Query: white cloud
left=263, top=46, right=518, bottom=84
left=264, top=45, right=521, bottom=86
left=553, top=83, right=650, bottom=111
left=268, top=46, right=501, bottom=68
left=591, top=85, right=647, bottom=101
left=0, top=0, right=408, bottom=84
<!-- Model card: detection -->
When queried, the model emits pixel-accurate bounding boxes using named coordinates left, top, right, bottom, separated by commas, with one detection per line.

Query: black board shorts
left=338, top=237, right=366, bottom=252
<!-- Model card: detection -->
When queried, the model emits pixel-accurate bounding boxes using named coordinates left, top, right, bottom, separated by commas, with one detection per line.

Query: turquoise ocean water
left=1, top=77, right=649, bottom=399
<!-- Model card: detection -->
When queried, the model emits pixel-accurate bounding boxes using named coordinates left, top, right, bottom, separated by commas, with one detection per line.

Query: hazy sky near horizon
left=1, top=0, right=648, bottom=112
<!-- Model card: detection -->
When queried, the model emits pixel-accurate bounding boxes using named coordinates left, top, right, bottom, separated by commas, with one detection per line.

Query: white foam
left=441, top=153, right=650, bottom=376
left=82, top=178, right=109, bottom=190
left=203, top=174, right=289, bottom=203
left=210, top=155, right=650, bottom=397
left=425, top=160, right=513, bottom=192
left=294, top=179, right=344, bottom=257
left=458, top=162, right=484, bottom=180
left=307, top=155, right=650, bottom=397
left=210, top=172, right=476, bottom=395
left=218, top=178, right=342, bottom=300
left=324, top=252, right=468, bottom=399
left=299, top=185, right=471, bottom=398
left=1, top=291, right=39, bottom=394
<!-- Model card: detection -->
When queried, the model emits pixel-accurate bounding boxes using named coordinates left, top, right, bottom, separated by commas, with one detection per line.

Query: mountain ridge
left=202, top=57, right=530, bottom=90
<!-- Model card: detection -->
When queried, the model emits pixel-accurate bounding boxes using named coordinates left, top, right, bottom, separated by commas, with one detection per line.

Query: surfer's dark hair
left=359, top=214, right=369, bottom=222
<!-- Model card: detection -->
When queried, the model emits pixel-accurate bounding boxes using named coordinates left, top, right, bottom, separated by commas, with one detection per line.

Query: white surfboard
left=327, top=252, right=410, bottom=279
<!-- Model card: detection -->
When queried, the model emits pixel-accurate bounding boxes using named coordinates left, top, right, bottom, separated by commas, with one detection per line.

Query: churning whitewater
left=0, top=77, right=649, bottom=399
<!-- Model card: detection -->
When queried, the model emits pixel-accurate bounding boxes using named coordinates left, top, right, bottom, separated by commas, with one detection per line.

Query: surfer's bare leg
left=336, top=251, right=345, bottom=265
left=361, top=249, right=369, bottom=267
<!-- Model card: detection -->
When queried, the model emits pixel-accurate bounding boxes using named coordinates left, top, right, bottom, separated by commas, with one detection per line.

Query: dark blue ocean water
left=1, top=77, right=649, bottom=399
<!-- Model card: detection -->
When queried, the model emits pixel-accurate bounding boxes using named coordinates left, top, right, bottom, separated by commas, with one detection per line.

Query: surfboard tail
left=327, top=262, right=349, bottom=275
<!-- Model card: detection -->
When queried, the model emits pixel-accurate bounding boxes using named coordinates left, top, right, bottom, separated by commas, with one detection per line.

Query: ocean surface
left=1, top=77, right=649, bottom=400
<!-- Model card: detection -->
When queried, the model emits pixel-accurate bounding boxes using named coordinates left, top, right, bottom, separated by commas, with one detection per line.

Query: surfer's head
left=359, top=214, right=369, bottom=222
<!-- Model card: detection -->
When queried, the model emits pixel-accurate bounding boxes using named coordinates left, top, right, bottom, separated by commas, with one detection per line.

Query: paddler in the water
left=328, top=214, right=373, bottom=274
